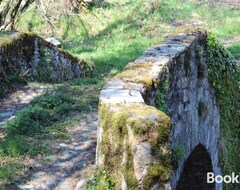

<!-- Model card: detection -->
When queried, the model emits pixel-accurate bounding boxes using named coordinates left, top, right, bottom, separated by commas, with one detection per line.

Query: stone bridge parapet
left=97, top=30, right=222, bottom=190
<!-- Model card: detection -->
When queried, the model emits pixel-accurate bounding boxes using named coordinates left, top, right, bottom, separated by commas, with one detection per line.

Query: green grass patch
left=0, top=158, right=25, bottom=186
left=227, top=42, right=240, bottom=59
left=0, top=136, right=33, bottom=157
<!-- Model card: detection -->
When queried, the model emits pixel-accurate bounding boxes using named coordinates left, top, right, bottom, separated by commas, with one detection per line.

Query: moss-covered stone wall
left=97, top=30, right=224, bottom=189
left=0, top=32, right=94, bottom=97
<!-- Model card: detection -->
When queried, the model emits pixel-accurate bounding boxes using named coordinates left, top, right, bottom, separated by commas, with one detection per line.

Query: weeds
left=87, top=170, right=115, bottom=190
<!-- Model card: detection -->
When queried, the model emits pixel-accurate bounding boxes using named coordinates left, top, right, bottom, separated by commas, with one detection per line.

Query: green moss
left=156, top=67, right=169, bottom=112
left=112, top=111, right=130, bottom=134
left=99, top=102, right=171, bottom=137
left=171, top=144, right=185, bottom=167
left=98, top=102, right=131, bottom=188
left=155, top=117, right=171, bottom=144
left=143, top=164, right=171, bottom=189
left=99, top=102, right=172, bottom=189
left=115, top=70, right=153, bottom=90
left=129, top=118, right=155, bottom=135
left=99, top=103, right=130, bottom=133
left=207, top=33, right=240, bottom=190
left=0, top=32, right=36, bottom=48
left=125, top=62, right=153, bottom=71
left=129, top=103, right=164, bottom=117
left=0, top=36, right=12, bottom=47
left=114, top=70, right=135, bottom=78
left=123, top=143, right=139, bottom=189
left=126, top=103, right=171, bottom=138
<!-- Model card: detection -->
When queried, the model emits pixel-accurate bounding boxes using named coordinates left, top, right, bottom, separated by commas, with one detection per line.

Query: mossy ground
left=143, top=164, right=171, bottom=189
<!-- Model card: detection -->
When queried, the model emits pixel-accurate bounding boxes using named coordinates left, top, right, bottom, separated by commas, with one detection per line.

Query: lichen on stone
left=0, top=31, right=94, bottom=95
left=97, top=30, right=215, bottom=189
left=143, top=164, right=171, bottom=189
left=114, top=69, right=153, bottom=90
left=98, top=100, right=172, bottom=189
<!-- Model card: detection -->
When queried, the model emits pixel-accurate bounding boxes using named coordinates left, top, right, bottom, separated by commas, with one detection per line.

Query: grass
left=0, top=157, right=26, bottom=185
left=17, top=1, right=240, bottom=71
left=227, top=42, right=240, bottom=59
left=0, top=0, right=240, bottom=187
left=87, top=170, right=115, bottom=190
left=0, top=81, right=99, bottom=186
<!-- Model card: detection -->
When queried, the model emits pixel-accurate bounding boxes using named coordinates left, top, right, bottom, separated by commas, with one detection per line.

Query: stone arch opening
left=176, top=144, right=215, bottom=190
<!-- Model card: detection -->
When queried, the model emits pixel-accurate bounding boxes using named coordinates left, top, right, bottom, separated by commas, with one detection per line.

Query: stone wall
left=0, top=32, right=94, bottom=84
left=96, top=30, right=222, bottom=189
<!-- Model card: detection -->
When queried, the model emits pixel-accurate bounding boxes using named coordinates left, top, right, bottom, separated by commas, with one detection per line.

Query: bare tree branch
left=0, top=0, right=35, bottom=30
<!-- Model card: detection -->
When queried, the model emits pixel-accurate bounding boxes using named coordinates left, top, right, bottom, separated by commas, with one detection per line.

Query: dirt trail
left=0, top=84, right=98, bottom=190
left=0, top=84, right=49, bottom=128
left=16, top=111, right=98, bottom=190
left=223, top=35, right=240, bottom=47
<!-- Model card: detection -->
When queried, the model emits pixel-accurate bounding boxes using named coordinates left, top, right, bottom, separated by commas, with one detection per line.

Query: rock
left=59, top=143, right=67, bottom=147
left=133, top=142, right=152, bottom=182
left=0, top=32, right=94, bottom=87
left=100, top=89, right=144, bottom=104
left=75, top=179, right=87, bottom=190
left=45, top=37, right=62, bottom=47
left=96, top=30, right=222, bottom=189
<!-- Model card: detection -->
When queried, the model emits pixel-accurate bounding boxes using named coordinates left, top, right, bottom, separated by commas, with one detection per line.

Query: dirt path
left=223, top=35, right=240, bottom=47
left=0, top=83, right=98, bottom=190
left=15, top=111, right=98, bottom=190
left=0, top=84, right=51, bottom=128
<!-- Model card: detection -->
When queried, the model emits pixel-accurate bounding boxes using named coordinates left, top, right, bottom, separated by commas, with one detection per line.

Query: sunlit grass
left=17, top=0, right=240, bottom=79
left=228, top=42, right=240, bottom=58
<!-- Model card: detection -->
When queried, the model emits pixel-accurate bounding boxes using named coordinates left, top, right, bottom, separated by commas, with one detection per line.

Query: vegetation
left=0, top=0, right=240, bottom=188
left=156, top=67, right=169, bottom=112
left=227, top=41, right=240, bottom=59
left=87, top=170, right=115, bottom=190
left=0, top=0, right=103, bottom=30
left=0, top=80, right=99, bottom=185
left=171, top=145, right=185, bottom=166
left=0, top=0, right=35, bottom=30
left=98, top=102, right=171, bottom=188
left=207, top=34, right=240, bottom=190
